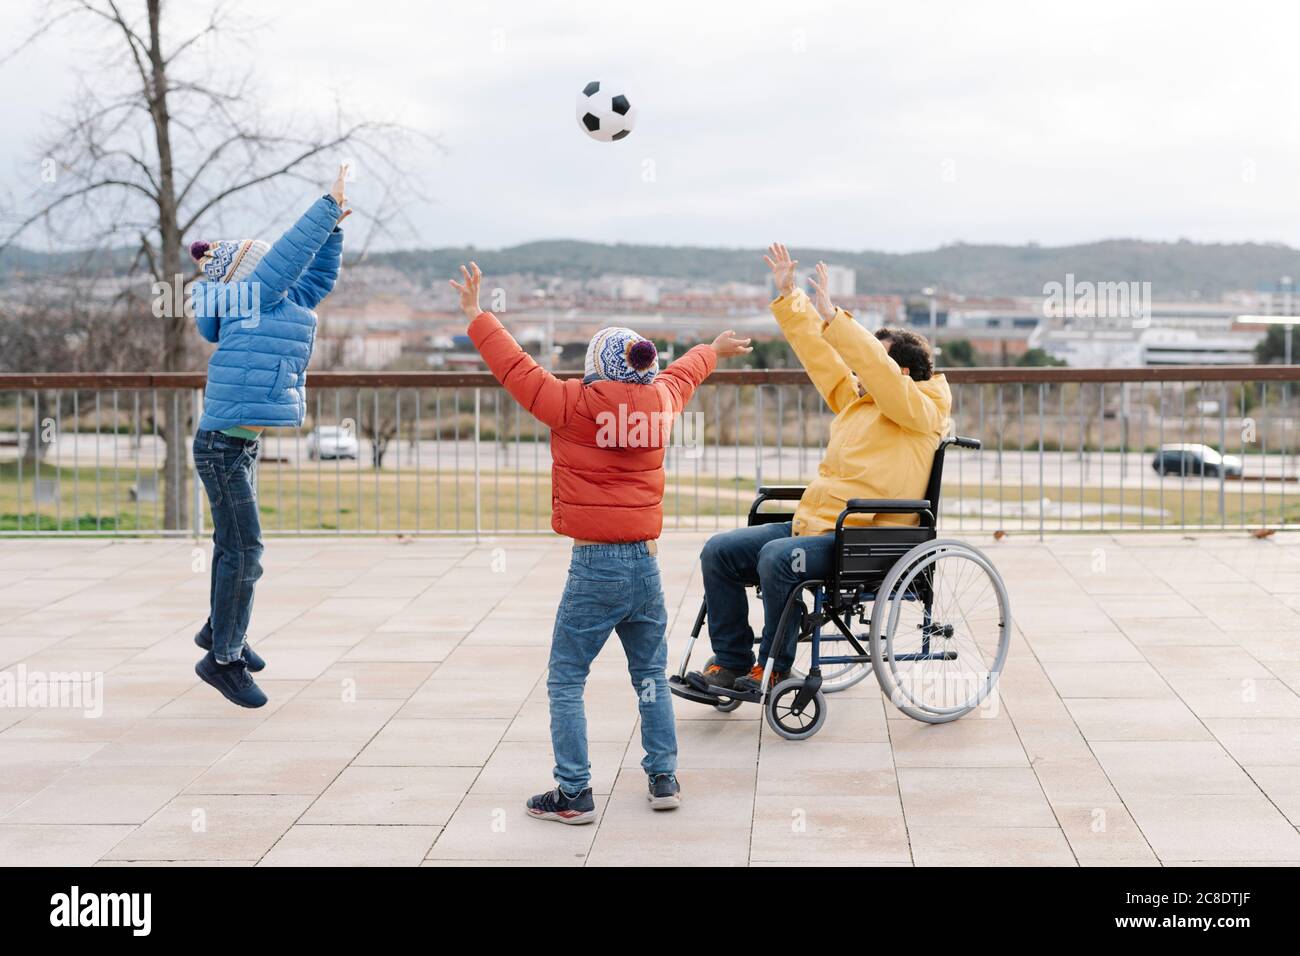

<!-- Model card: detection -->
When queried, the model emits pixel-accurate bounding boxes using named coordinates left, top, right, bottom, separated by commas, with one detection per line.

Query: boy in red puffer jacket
left=450, top=262, right=751, bottom=823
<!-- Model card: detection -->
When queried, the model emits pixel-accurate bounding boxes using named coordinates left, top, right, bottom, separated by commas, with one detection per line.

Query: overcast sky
left=3, top=0, right=1299, bottom=254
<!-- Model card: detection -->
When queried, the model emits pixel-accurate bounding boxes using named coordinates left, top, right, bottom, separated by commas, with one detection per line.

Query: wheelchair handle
left=945, top=436, right=981, bottom=450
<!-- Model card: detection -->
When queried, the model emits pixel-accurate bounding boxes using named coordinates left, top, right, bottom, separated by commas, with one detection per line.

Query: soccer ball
left=575, top=81, right=636, bottom=142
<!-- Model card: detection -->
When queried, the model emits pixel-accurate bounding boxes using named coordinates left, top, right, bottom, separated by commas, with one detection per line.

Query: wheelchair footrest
left=668, top=675, right=728, bottom=706
left=686, top=671, right=763, bottom=703
left=710, top=684, right=762, bottom=704
left=668, top=674, right=761, bottom=706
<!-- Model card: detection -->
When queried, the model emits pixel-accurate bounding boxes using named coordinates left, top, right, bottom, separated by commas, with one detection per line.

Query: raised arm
left=287, top=228, right=343, bottom=310
left=822, top=315, right=944, bottom=432
left=766, top=243, right=860, bottom=413
left=248, top=166, right=350, bottom=308
left=245, top=195, right=340, bottom=307
left=453, top=262, right=581, bottom=429
left=810, top=262, right=946, bottom=434
left=655, top=328, right=749, bottom=413
left=287, top=165, right=350, bottom=309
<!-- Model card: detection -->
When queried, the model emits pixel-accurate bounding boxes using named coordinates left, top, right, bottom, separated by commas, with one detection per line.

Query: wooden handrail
left=0, top=365, right=1298, bottom=391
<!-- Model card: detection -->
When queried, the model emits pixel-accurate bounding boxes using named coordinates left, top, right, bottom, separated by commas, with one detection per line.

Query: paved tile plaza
left=0, top=531, right=1298, bottom=866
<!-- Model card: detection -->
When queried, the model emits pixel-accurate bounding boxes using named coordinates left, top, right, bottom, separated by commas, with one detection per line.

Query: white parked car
left=306, top=426, right=359, bottom=461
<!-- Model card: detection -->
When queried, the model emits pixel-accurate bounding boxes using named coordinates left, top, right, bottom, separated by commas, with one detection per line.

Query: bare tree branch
left=2, top=0, right=435, bottom=529
left=1, top=178, right=158, bottom=255
left=174, top=131, right=253, bottom=208
left=163, top=3, right=226, bottom=66
left=179, top=124, right=387, bottom=233
left=0, top=3, right=78, bottom=67
left=76, top=0, right=153, bottom=98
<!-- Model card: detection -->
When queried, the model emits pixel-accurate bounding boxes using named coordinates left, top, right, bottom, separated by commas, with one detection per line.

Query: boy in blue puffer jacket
left=188, top=166, right=350, bottom=708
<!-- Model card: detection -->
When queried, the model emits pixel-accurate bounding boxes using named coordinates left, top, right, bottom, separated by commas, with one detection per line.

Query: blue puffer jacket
left=192, top=195, right=343, bottom=430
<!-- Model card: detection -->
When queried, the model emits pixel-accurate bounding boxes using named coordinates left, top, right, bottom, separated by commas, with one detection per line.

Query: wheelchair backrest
left=921, top=446, right=948, bottom=530
left=922, top=435, right=979, bottom=530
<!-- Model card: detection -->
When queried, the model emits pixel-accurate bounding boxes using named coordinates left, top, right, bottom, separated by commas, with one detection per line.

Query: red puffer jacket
left=469, top=312, right=716, bottom=542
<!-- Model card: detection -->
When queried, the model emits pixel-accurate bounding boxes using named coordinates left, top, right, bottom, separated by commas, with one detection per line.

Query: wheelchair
left=668, top=436, right=1011, bottom=739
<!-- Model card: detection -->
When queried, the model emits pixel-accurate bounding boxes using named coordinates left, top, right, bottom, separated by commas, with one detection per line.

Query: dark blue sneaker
left=195, top=652, right=268, bottom=709
left=525, top=786, right=595, bottom=825
left=194, top=624, right=265, bottom=672
left=648, top=773, right=681, bottom=810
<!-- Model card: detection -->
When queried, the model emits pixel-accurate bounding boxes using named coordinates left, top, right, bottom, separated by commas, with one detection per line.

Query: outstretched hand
left=448, top=262, right=483, bottom=322
left=330, top=164, right=352, bottom=225
left=711, top=329, right=753, bottom=358
left=808, top=261, right=836, bottom=323
left=763, top=242, right=798, bottom=296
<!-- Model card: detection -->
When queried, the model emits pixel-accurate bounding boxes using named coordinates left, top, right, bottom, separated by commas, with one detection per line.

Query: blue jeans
left=548, top=542, right=675, bottom=795
left=700, top=522, right=835, bottom=674
left=193, top=429, right=264, bottom=665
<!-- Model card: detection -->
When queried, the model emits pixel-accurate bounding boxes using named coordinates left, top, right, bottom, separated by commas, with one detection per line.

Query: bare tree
left=358, top=355, right=431, bottom=471
left=0, top=271, right=158, bottom=474
left=1, top=0, right=431, bottom=529
left=0, top=274, right=156, bottom=376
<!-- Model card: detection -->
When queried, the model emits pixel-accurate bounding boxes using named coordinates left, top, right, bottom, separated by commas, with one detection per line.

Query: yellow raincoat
left=772, top=289, right=952, bottom=535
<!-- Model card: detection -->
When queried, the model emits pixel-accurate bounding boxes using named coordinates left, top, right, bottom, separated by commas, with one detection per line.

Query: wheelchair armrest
left=755, top=485, right=806, bottom=501
left=845, top=498, right=931, bottom=513
left=837, top=498, right=935, bottom=532
left=748, top=485, right=807, bottom=526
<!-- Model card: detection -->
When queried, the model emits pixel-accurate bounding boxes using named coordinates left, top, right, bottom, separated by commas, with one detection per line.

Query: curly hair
left=874, top=327, right=934, bottom=381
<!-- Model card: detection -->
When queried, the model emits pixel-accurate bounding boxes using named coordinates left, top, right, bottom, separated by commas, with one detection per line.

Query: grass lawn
left=0, top=463, right=757, bottom=534
left=2, top=461, right=1297, bottom=535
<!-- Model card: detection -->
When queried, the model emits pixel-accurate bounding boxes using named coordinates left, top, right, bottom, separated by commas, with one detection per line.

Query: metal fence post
left=1218, top=382, right=1228, bottom=529
left=473, top=387, right=482, bottom=540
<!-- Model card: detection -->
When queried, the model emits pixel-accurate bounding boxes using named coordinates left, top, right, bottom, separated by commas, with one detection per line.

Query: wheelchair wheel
left=764, top=677, right=828, bottom=740
left=869, top=539, right=1011, bottom=724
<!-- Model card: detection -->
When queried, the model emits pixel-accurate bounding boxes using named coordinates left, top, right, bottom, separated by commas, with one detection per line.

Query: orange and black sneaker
left=686, top=660, right=749, bottom=693
left=734, top=664, right=789, bottom=695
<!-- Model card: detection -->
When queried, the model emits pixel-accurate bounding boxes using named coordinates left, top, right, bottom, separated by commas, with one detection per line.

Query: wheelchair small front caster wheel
left=764, top=677, right=827, bottom=740
left=714, top=697, right=743, bottom=713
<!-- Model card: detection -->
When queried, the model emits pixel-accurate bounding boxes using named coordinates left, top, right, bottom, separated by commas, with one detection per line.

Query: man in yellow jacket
left=691, top=243, right=952, bottom=695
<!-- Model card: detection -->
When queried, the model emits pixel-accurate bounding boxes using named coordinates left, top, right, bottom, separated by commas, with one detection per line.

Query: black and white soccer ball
left=575, top=81, right=636, bottom=143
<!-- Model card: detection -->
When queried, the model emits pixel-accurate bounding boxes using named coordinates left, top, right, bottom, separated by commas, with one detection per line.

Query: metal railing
left=0, top=367, right=1296, bottom=538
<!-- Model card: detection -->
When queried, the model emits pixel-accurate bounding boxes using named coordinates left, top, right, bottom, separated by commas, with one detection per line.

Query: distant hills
left=0, top=246, right=135, bottom=277
left=372, top=239, right=1300, bottom=298
left=5, top=238, right=1300, bottom=299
